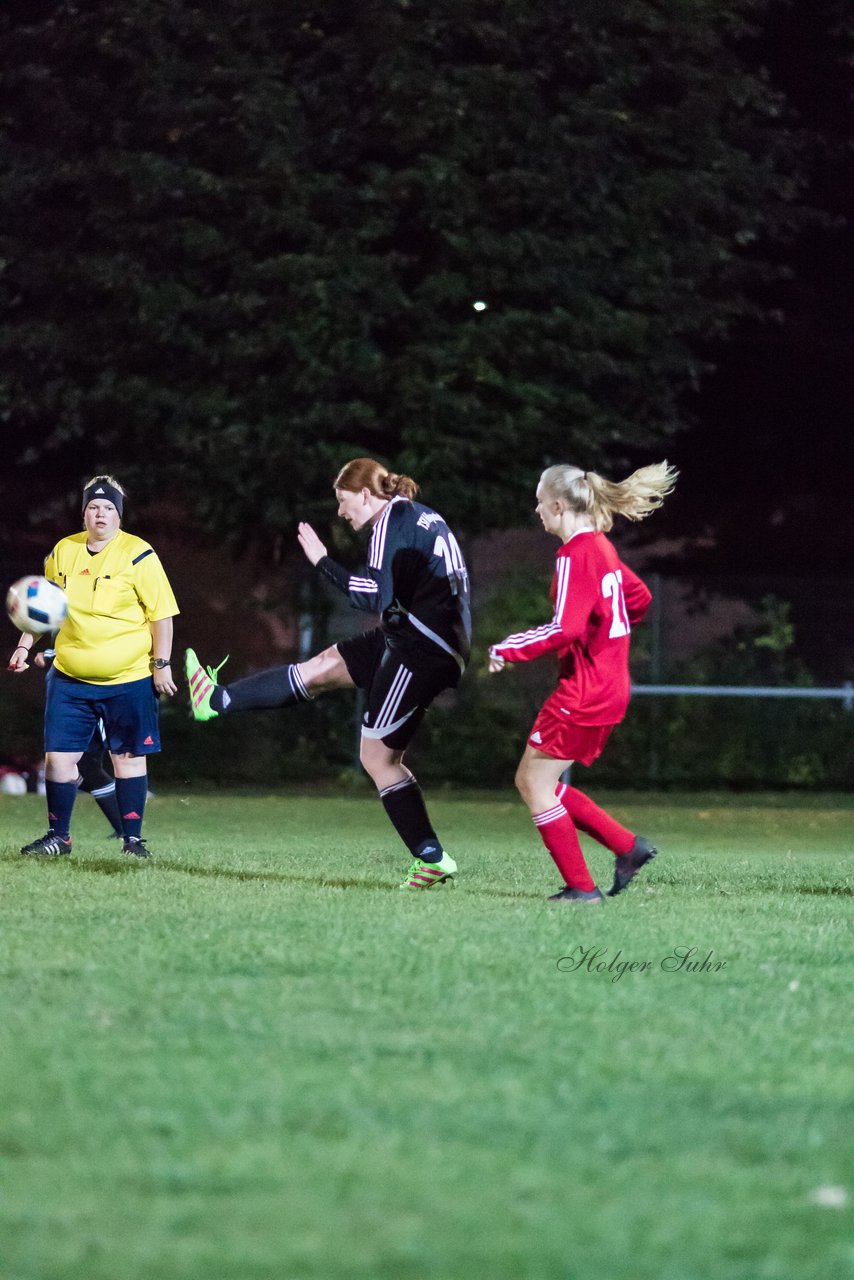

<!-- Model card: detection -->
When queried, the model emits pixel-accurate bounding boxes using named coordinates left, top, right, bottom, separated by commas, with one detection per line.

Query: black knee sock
left=214, top=664, right=312, bottom=713
left=379, top=777, right=443, bottom=862
left=78, top=753, right=122, bottom=835
left=92, top=784, right=122, bottom=836
left=115, top=775, right=148, bottom=840
left=45, top=780, right=77, bottom=841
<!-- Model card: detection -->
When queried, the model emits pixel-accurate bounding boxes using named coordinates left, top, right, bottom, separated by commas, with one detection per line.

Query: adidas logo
left=95, top=487, right=105, bottom=494
left=79, top=568, right=91, bottom=575
left=143, top=735, right=154, bottom=746
left=530, top=731, right=543, bottom=744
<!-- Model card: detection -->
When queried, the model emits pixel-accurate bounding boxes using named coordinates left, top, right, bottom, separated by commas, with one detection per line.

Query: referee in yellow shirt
left=8, top=475, right=179, bottom=858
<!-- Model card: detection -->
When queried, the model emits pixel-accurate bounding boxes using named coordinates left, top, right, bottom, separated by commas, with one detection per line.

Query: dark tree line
left=0, top=0, right=823, bottom=547
left=662, top=0, right=853, bottom=575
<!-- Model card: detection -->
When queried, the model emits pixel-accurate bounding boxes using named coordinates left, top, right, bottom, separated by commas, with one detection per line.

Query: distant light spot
left=472, top=300, right=487, bottom=312
left=809, top=1186, right=848, bottom=1209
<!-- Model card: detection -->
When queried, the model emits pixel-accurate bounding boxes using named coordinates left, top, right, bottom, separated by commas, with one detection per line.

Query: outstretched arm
left=299, top=521, right=390, bottom=613
left=297, top=523, right=328, bottom=566
left=491, top=556, right=595, bottom=665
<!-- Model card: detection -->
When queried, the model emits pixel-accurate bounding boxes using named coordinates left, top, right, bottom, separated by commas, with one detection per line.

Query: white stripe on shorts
left=374, top=665, right=413, bottom=730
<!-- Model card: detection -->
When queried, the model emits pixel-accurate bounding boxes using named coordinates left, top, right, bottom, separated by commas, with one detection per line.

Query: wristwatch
left=150, top=658, right=171, bottom=670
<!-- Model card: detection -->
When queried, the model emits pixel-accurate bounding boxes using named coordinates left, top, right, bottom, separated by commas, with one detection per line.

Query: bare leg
left=515, top=745, right=597, bottom=892
left=515, top=745, right=571, bottom=815
left=110, top=752, right=147, bottom=779
left=45, top=750, right=85, bottom=783
left=297, top=645, right=356, bottom=694
left=359, top=736, right=410, bottom=791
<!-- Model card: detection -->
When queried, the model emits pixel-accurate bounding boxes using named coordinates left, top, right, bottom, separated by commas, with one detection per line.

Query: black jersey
left=316, top=496, right=471, bottom=669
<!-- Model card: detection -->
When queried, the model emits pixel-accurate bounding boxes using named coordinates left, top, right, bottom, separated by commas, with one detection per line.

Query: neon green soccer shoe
left=400, top=851, right=458, bottom=889
left=185, top=648, right=229, bottom=722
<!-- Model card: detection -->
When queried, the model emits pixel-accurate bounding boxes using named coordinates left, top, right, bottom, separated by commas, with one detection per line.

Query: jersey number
left=602, top=570, right=631, bottom=638
left=433, top=533, right=468, bottom=595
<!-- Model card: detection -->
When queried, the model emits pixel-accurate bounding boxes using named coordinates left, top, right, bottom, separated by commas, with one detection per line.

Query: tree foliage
left=0, top=0, right=813, bottom=544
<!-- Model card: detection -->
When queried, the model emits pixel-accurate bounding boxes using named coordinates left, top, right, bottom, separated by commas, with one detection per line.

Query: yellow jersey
left=45, top=531, right=179, bottom=685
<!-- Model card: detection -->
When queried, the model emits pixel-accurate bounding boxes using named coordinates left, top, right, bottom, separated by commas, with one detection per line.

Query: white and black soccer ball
left=6, top=576, right=68, bottom=636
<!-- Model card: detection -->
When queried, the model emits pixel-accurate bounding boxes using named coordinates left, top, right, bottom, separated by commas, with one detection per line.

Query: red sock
left=555, top=785, right=634, bottom=856
left=533, top=804, right=596, bottom=891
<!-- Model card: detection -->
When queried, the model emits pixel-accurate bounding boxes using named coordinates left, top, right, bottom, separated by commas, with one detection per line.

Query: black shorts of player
left=336, top=628, right=463, bottom=750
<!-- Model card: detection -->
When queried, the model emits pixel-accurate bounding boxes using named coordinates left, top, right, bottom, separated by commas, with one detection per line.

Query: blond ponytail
left=540, top=461, right=677, bottom=532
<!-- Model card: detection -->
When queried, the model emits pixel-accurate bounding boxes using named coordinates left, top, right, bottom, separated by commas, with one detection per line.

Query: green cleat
left=400, top=851, right=458, bottom=890
left=185, top=648, right=229, bottom=722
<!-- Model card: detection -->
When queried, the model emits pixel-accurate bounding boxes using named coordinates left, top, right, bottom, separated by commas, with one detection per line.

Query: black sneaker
left=122, top=836, right=151, bottom=858
left=547, top=886, right=605, bottom=904
left=608, top=836, right=657, bottom=897
left=21, top=831, right=72, bottom=857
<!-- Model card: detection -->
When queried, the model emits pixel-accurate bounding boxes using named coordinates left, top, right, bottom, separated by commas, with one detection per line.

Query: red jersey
left=490, top=530, right=651, bottom=726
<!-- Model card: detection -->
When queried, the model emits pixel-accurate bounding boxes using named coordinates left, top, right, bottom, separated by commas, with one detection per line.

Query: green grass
left=1, top=790, right=852, bottom=1280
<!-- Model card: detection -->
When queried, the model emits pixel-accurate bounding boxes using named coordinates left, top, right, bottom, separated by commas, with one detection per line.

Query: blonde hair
left=82, top=474, right=127, bottom=495
left=540, top=461, right=677, bottom=533
left=334, top=457, right=418, bottom=501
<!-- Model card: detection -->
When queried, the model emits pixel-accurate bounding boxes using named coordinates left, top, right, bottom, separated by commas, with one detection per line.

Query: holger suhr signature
left=557, top=945, right=727, bottom=983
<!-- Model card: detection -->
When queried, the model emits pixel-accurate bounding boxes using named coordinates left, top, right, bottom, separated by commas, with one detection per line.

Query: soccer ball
left=6, top=576, right=68, bottom=635
left=0, top=772, right=27, bottom=796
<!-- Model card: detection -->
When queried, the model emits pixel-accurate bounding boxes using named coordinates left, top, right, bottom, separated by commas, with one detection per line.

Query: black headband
left=82, top=481, right=124, bottom=517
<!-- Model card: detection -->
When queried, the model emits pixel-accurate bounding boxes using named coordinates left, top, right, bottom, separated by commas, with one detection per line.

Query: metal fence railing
left=632, top=683, right=854, bottom=711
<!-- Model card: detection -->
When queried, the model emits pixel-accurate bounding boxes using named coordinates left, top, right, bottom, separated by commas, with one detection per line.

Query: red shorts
left=527, top=693, right=614, bottom=765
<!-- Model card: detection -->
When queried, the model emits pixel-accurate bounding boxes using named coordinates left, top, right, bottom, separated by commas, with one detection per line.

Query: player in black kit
left=185, top=458, right=471, bottom=889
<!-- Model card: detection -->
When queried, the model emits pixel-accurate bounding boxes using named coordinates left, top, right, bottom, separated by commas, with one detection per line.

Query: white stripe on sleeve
left=553, top=556, right=571, bottom=622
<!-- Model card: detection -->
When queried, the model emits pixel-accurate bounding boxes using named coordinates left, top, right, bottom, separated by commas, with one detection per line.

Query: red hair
left=333, top=458, right=418, bottom=500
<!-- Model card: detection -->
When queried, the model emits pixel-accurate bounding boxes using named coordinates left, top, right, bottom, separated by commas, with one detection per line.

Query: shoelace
left=206, top=655, right=230, bottom=683
left=41, top=834, right=68, bottom=853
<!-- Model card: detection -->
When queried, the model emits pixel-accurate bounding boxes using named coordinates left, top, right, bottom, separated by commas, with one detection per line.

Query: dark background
left=1, top=1, right=851, bottom=789
left=1, top=0, right=850, bottom=569
left=665, top=0, right=853, bottom=576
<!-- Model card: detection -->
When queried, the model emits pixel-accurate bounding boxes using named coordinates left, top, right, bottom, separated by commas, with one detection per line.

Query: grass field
left=1, top=789, right=852, bottom=1280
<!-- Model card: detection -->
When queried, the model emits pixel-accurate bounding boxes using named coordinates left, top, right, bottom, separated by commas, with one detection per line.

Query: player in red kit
left=488, top=461, right=677, bottom=904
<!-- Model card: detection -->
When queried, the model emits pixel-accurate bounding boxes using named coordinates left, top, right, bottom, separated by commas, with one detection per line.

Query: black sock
left=91, top=782, right=122, bottom=835
left=379, top=777, right=443, bottom=862
left=115, top=775, right=147, bottom=840
left=216, top=664, right=312, bottom=713
left=77, top=753, right=122, bottom=835
left=45, top=780, right=77, bottom=841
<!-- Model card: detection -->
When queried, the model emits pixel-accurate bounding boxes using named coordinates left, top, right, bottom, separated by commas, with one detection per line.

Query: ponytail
left=378, top=471, right=418, bottom=500
left=334, top=457, right=419, bottom=501
left=540, top=461, right=677, bottom=532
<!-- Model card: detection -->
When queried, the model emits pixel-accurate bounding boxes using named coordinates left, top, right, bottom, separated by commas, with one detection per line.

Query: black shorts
left=336, top=628, right=462, bottom=749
